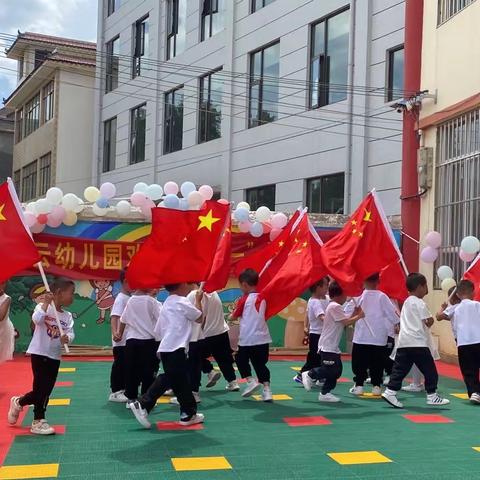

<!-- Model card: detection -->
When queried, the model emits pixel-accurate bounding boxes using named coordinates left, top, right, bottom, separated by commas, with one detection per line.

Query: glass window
left=249, top=42, right=280, bottom=128
left=15, top=108, right=23, bottom=143
left=199, top=69, right=222, bottom=143
left=18, top=57, right=24, bottom=79
left=246, top=185, right=276, bottom=211
left=438, top=0, right=475, bottom=25
left=107, top=0, right=120, bottom=16
left=306, top=173, right=345, bottom=214
left=130, top=104, right=147, bottom=164
left=309, top=8, right=350, bottom=109
left=13, top=170, right=21, bottom=196
left=106, top=37, right=120, bottom=93
left=201, top=0, right=224, bottom=41
left=39, top=153, right=51, bottom=196
left=133, top=16, right=149, bottom=78
left=164, top=87, right=184, bottom=154
left=103, top=117, right=117, bottom=172
left=42, top=81, right=54, bottom=122
left=386, top=46, right=404, bottom=102
left=251, top=0, right=276, bottom=12
left=21, top=161, right=37, bottom=202
left=34, top=50, right=49, bottom=69
left=25, top=94, right=40, bottom=136
left=167, top=0, right=187, bottom=60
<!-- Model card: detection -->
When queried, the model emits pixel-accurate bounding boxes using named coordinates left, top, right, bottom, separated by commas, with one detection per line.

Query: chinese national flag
left=0, top=179, right=40, bottom=282
left=464, top=256, right=480, bottom=300
left=379, top=260, right=408, bottom=302
left=127, top=201, right=229, bottom=289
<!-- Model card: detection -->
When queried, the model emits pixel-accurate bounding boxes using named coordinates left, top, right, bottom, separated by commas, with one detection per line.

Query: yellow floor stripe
left=290, top=367, right=301, bottom=372
left=171, top=456, right=232, bottom=471
left=253, top=394, right=292, bottom=401
left=328, top=451, right=392, bottom=465
left=58, top=368, right=76, bottom=373
left=48, top=398, right=70, bottom=406
left=451, top=393, right=469, bottom=400
left=472, top=447, right=480, bottom=452
left=156, top=396, right=171, bottom=404
left=360, top=393, right=382, bottom=399
left=0, top=463, right=59, bottom=479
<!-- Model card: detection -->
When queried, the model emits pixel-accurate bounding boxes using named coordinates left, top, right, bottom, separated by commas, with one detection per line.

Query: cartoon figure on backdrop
left=89, top=280, right=115, bottom=324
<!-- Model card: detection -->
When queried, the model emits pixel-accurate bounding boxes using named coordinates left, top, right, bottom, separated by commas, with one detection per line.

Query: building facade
left=0, top=107, right=14, bottom=182
left=94, top=0, right=406, bottom=216
left=5, top=32, right=96, bottom=201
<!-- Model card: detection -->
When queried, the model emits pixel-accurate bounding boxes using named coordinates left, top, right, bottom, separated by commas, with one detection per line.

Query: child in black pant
left=8, top=278, right=75, bottom=435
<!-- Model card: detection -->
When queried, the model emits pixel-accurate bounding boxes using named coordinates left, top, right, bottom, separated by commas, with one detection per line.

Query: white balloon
left=441, top=277, right=457, bottom=293
left=26, top=202, right=37, bottom=214
left=30, top=223, right=45, bottom=234
left=92, top=204, right=108, bottom=217
left=147, top=184, right=163, bottom=201
left=188, top=191, right=204, bottom=207
left=437, top=265, right=454, bottom=281
left=36, top=199, right=53, bottom=214
left=116, top=200, right=131, bottom=217
left=23, top=212, right=37, bottom=227
left=62, top=193, right=79, bottom=210
left=461, top=236, right=480, bottom=255
left=271, top=213, right=288, bottom=229
left=46, top=187, right=63, bottom=205
left=255, top=206, right=271, bottom=223
left=100, top=182, right=116, bottom=200
left=236, top=202, right=250, bottom=211
left=134, top=182, right=149, bottom=194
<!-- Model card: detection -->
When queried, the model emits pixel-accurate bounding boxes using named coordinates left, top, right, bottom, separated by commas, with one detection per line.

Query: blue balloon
left=96, top=197, right=109, bottom=209
left=234, top=208, right=249, bottom=223
left=180, top=181, right=196, bottom=198
left=179, top=198, right=189, bottom=211
left=164, top=194, right=180, bottom=209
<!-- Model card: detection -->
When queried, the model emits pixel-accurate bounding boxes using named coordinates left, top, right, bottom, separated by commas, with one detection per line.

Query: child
left=116, top=289, right=161, bottom=403
left=0, top=280, right=14, bottom=363
left=350, top=273, right=399, bottom=396
left=382, top=273, right=450, bottom=408
left=130, top=283, right=205, bottom=428
left=8, top=278, right=75, bottom=435
left=301, top=281, right=364, bottom=402
left=294, top=278, right=329, bottom=384
left=236, top=269, right=273, bottom=402
left=108, top=269, right=131, bottom=403
left=449, top=280, right=480, bottom=404
left=436, top=286, right=461, bottom=343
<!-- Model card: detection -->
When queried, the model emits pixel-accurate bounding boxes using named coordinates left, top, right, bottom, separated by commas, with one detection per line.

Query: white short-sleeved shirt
left=111, top=292, right=130, bottom=347
left=157, top=295, right=202, bottom=352
left=319, top=302, right=346, bottom=354
left=443, top=303, right=458, bottom=339
left=396, top=296, right=432, bottom=349
left=120, top=295, right=161, bottom=341
left=186, top=291, right=205, bottom=343
left=452, top=299, right=480, bottom=347
left=307, top=297, right=329, bottom=335
left=200, top=291, right=229, bottom=338
left=353, top=290, right=400, bottom=346
left=238, top=293, right=272, bottom=347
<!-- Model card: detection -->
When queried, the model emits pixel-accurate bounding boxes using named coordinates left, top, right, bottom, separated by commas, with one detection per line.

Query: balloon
left=62, top=193, right=79, bottom=211
left=425, top=231, right=442, bottom=249
left=270, top=228, right=282, bottom=241
left=271, top=213, right=288, bottom=229
left=37, top=213, right=48, bottom=225
left=116, top=200, right=131, bottom=217
left=461, top=236, right=480, bottom=254
left=46, top=215, right=62, bottom=228
left=134, top=182, right=148, bottom=194
left=437, top=265, right=453, bottom=281
left=233, top=208, right=249, bottom=223
left=239, top=221, right=251, bottom=233
left=198, top=185, right=214, bottom=200
left=50, top=206, right=66, bottom=222
left=255, top=206, right=271, bottom=223
left=262, top=222, right=272, bottom=234
left=236, top=202, right=250, bottom=211
left=163, top=194, right=180, bottom=209
left=164, top=181, right=179, bottom=195
left=63, top=211, right=78, bottom=226
left=180, top=181, right=196, bottom=198
left=460, top=249, right=476, bottom=262
left=23, top=212, right=37, bottom=228
left=46, top=187, right=63, bottom=205
left=147, top=184, right=163, bottom=201
left=96, top=197, right=109, bottom=209
left=72, top=196, right=84, bottom=213
left=141, top=200, right=155, bottom=220
left=130, top=192, right=147, bottom=207
left=218, top=198, right=229, bottom=205
left=30, top=223, right=45, bottom=233
left=179, top=198, right=189, bottom=211
left=100, top=182, right=116, bottom=199
left=92, top=204, right=108, bottom=217
left=441, top=278, right=457, bottom=293
left=26, top=202, right=37, bottom=214
left=84, top=186, right=101, bottom=203
left=420, top=246, right=438, bottom=263
left=188, top=191, right=204, bottom=207
left=36, top=199, right=52, bottom=214
left=250, top=222, right=264, bottom=238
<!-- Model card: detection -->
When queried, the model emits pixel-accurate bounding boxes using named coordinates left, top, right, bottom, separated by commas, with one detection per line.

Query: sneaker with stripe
left=426, top=393, right=450, bottom=406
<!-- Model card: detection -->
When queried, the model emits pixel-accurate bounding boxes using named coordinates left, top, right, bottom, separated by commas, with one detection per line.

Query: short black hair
left=365, top=273, right=380, bottom=283
left=51, top=277, right=75, bottom=293
left=406, top=273, right=427, bottom=292
left=165, top=284, right=181, bottom=293
left=239, top=268, right=259, bottom=286
left=310, top=277, right=329, bottom=293
left=328, top=281, right=343, bottom=298
left=457, top=279, right=474, bottom=296
left=119, top=268, right=128, bottom=283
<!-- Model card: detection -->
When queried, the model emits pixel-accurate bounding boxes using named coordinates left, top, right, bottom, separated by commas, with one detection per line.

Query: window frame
left=167, top=0, right=179, bottom=60
left=245, top=184, right=276, bottom=211
left=105, top=36, right=120, bottom=93
left=24, top=93, right=40, bottom=137
left=132, top=15, right=149, bottom=78
left=15, top=108, right=23, bottom=144
left=13, top=170, right=21, bottom=197
left=164, top=86, right=184, bottom=154
left=130, top=104, right=147, bottom=165
left=386, top=44, right=404, bottom=103
left=198, top=68, right=223, bottom=144
left=438, top=0, right=476, bottom=25
left=42, top=80, right=54, bottom=123
left=107, top=0, right=120, bottom=16
left=201, top=0, right=220, bottom=41
left=306, top=173, right=345, bottom=214
left=39, top=153, right=52, bottom=196
left=21, top=160, right=38, bottom=202
left=103, top=117, right=117, bottom=173
left=251, top=0, right=275, bottom=13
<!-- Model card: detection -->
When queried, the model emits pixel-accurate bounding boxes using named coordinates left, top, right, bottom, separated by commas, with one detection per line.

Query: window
left=249, top=42, right=280, bottom=128
left=435, top=109, right=480, bottom=284
left=133, top=16, right=149, bottom=78
left=251, top=0, right=276, bottom=12
left=103, top=117, right=117, bottom=172
left=34, top=50, right=49, bottom=69
left=105, top=36, right=120, bottom=92
left=164, top=88, right=184, bottom=154
left=18, top=57, right=24, bottom=79
left=309, top=8, right=350, bottom=109
left=24, top=94, right=40, bottom=136
left=13, top=170, right=21, bottom=196
left=21, top=161, right=37, bottom=202
left=438, top=0, right=476, bottom=25
left=39, top=153, right=51, bottom=196
left=130, top=104, right=147, bottom=164
left=107, top=0, right=120, bottom=16
left=306, top=173, right=345, bottom=214
left=15, top=108, right=23, bottom=143
left=167, top=0, right=187, bottom=60
left=246, top=185, right=276, bottom=211
left=386, top=46, right=404, bottom=102
left=199, top=69, right=222, bottom=143
left=42, top=81, right=54, bottom=122
left=201, top=0, right=223, bottom=41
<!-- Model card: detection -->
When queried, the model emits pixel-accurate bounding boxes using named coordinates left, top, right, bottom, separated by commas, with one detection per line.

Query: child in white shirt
left=436, top=286, right=461, bottom=343
left=382, top=273, right=450, bottom=408
left=0, top=280, right=14, bottom=364
left=8, top=278, right=75, bottom=435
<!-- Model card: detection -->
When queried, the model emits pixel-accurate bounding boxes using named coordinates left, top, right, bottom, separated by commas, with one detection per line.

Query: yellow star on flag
left=198, top=210, right=221, bottom=232
left=279, top=241, right=285, bottom=247
left=0, top=204, right=5, bottom=221
left=302, top=241, right=308, bottom=248
left=363, top=209, right=372, bottom=222
left=351, top=220, right=357, bottom=226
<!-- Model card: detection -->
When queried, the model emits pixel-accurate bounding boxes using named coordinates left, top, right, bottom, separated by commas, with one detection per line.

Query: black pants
left=384, top=337, right=395, bottom=376
left=188, top=341, right=202, bottom=392
left=110, top=346, right=126, bottom=393
left=300, top=333, right=322, bottom=373
left=309, top=352, right=343, bottom=395
left=161, top=348, right=197, bottom=418
left=19, top=354, right=60, bottom=420
left=236, top=344, right=270, bottom=383
left=140, top=369, right=170, bottom=413
left=352, top=343, right=386, bottom=387
left=124, top=338, right=158, bottom=401
left=200, top=332, right=236, bottom=382
left=387, top=347, right=438, bottom=394
left=458, top=343, right=480, bottom=397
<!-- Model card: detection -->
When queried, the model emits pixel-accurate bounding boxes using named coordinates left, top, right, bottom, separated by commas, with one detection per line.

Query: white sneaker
left=241, top=379, right=261, bottom=398
left=426, top=393, right=450, bottom=406
left=109, top=391, right=128, bottom=403
left=372, top=386, right=382, bottom=396
left=179, top=413, right=205, bottom=426
left=365, top=377, right=372, bottom=384
left=315, top=380, right=325, bottom=387
left=126, top=400, right=134, bottom=409
left=383, top=376, right=390, bottom=386
left=318, top=392, right=340, bottom=403
left=7, top=396, right=22, bottom=425
left=206, top=370, right=222, bottom=388
left=349, top=385, right=364, bottom=396
left=164, top=389, right=174, bottom=396
left=193, top=392, right=201, bottom=403
left=226, top=381, right=240, bottom=392
left=301, top=371, right=314, bottom=392
left=470, top=392, right=480, bottom=404
left=382, top=390, right=403, bottom=408
left=262, top=386, right=273, bottom=402
left=31, top=420, right=55, bottom=435
left=130, top=401, right=151, bottom=429
left=402, top=383, right=424, bottom=392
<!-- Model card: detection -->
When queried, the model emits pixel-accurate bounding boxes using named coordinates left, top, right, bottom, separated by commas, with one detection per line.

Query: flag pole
left=351, top=297, right=375, bottom=337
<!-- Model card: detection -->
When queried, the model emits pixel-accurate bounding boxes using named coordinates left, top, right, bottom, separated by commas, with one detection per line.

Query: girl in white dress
left=0, top=280, right=15, bottom=363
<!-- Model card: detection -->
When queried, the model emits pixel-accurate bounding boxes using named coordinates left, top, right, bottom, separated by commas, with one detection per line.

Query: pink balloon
left=218, top=198, right=229, bottom=205
left=50, top=205, right=66, bottom=222
left=460, top=249, right=477, bottom=262
left=30, top=222, right=45, bottom=234
left=164, top=181, right=179, bottom=195
left=47, top=215, right=63, bottom=228
left=130, top=192, right=147, bottom=207
left=23, top=211, right=37, bottom=227
left=420, top=246, right=439, bottom=263
left=270, top=228, right=282, bottom=241
left=198, top=185, right=214, bottom=200
left=239, top=221, right=251, bottom=233
left=425, top=231, right=442, bottom=249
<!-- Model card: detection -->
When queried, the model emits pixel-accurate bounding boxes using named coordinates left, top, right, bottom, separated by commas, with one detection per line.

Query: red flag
left=379, top=260, right=408, bottom=302
left=203, top=213, right=232, bottom=293
left=464, top=255, right=480, bottom=300
left=0, top=179, right=40, bottom=282
left=127, top=201, right=229, bottom=289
